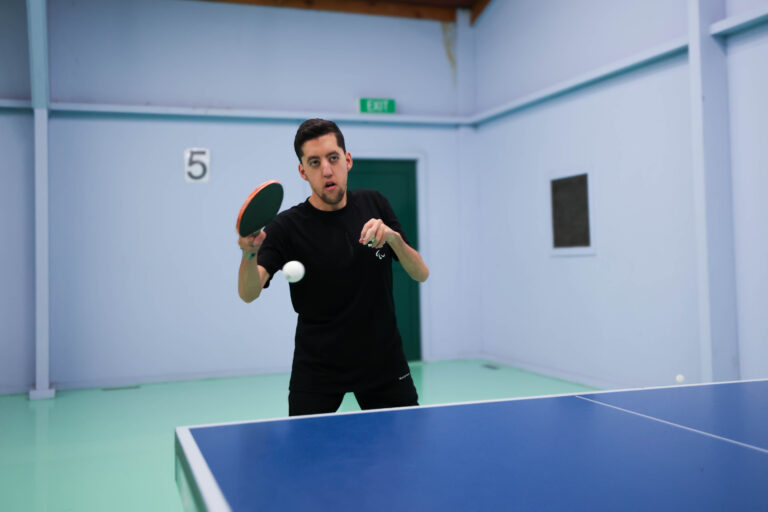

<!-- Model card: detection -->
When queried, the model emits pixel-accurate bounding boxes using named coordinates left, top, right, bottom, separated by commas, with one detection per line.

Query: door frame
left=351, top=152, right=433, bottom=362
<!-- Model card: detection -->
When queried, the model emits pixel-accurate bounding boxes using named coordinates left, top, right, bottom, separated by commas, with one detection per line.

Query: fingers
left=238, top=230, right=267, bottom=253
left=359, top=219, right=389, bottom=248
left=253, top=229, right=267, bottom=245
left=360, top=219, right=380, bottom=246
left=372, top=224, right=387, bottom=248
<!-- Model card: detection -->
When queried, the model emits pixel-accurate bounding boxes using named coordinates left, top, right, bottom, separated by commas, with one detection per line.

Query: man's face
left=298, top=133, right=352, bottom=211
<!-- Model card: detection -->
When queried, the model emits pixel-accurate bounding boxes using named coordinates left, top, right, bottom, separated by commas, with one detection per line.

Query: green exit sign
left=359, top=98, right=396, bottom=114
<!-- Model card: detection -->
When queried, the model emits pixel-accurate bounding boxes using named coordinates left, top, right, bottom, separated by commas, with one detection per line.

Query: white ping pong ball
left=676, top=374, right=685, bottom=383
left=282, top=261, right=305, bottom=283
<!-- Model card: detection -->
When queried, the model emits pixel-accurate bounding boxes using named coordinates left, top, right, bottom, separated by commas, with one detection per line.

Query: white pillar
left=27, top=0, right=54, bottom=400
left=688, top=0, right=740, bottom=382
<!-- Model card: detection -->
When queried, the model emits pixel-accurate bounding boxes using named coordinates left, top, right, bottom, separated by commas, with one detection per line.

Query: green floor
left=0, top=360, right=595, bottom=512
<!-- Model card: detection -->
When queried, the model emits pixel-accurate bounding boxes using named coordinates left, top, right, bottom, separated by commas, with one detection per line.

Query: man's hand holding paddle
left=238, top=230, right=266, bottom=258
left=236, top=180, right=283, bottom=301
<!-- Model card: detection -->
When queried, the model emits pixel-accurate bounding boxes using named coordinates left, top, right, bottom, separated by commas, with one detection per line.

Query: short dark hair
left=294, top=118, right=346, bottom=162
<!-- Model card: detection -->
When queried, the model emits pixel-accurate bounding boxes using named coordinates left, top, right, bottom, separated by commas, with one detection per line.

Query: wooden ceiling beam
left=470, top=0, right=491, bottom=25
left=374, top=0, right=473, bottom=7
left=208, top=0, right=458, bottom=22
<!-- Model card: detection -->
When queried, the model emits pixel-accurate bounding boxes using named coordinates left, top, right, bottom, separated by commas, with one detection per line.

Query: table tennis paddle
left=236, top=181, right=283, bottom=258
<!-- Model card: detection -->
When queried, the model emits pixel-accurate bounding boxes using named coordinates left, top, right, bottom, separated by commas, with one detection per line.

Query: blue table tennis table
left=175, top=379, right=768, bottom=511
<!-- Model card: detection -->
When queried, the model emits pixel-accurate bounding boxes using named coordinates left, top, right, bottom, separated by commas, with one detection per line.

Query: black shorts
left=288, top=373, right=419, bottom=417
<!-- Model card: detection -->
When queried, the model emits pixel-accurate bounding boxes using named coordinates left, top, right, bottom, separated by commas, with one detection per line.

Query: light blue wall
left=726, top=0, right=768, bottom=16
left=35, top=0, right=469, bottom=390
left=7, top=0, right=768, bottom=394
left=473, top=0, right=688, bottom=112
left=727, top=24, right=768, bottom=379
left=46, top=115, right=460, bottom=388
left=467, top=0, right=768, bottom=387
left=0, top=0, right=30, bottom=100
left=48, top=0, right=460, bottom=115
left=473, top=56, right=696, bottom=388
left=0, top=0, right=33, bottom=394
left=0, top=112, right=35, bottom=394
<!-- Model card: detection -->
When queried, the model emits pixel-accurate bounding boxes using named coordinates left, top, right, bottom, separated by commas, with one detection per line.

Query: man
left=237, top=119, right=429, bottom=416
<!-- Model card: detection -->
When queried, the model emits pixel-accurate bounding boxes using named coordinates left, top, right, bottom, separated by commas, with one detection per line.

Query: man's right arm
left=237, top=232, right=271, bottom=303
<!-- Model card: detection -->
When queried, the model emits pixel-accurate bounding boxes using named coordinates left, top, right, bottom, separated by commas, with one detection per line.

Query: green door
left=348, top=159, right=421, bottom=361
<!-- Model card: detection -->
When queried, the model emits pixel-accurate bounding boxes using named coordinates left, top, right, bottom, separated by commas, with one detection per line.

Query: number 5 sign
left=185, top=148, right=210, bottom=183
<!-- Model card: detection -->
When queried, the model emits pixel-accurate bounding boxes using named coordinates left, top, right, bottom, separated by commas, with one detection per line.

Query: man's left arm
left=360, top=219, right=429, bottom=282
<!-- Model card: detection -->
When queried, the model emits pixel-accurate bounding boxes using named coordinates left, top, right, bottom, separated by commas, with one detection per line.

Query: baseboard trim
left=50, top=365, right=293, bottom=393
left=478, top=351, right=627, bottom=390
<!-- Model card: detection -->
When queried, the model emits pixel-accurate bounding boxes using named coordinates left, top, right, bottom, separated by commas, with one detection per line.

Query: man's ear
left=346, top=152, right=353, bottom=172
left=298, top=163, right=308, bottom=181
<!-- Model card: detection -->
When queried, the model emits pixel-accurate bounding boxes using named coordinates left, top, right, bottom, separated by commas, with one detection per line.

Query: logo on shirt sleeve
left=375, top=249, right=387, bottom=260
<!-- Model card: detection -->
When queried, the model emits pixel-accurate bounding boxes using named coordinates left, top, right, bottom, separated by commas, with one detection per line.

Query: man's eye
left=329, top=155, right=338, bottom=162
left=309, top=160, right=319, bottom=166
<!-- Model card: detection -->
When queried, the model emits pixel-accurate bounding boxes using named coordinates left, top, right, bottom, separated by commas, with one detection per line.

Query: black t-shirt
left=257, top=189, right=411, bottom=393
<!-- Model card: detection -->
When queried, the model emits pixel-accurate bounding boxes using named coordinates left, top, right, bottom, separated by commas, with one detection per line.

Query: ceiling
left=207, top=0, right=493, bottom=24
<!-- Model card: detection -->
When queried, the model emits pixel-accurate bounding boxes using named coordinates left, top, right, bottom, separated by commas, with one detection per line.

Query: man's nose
left=321, top=160, right=333, bottom=176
